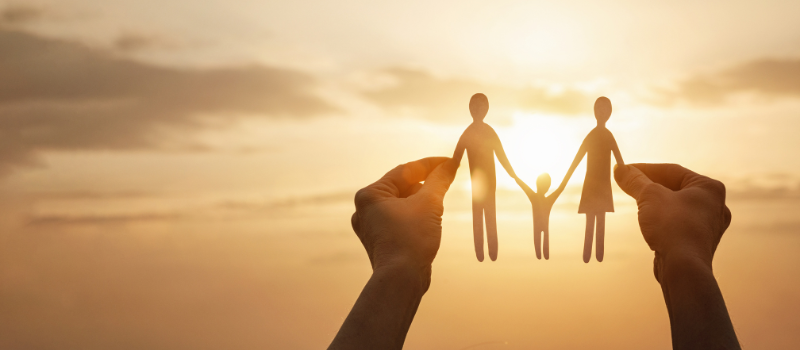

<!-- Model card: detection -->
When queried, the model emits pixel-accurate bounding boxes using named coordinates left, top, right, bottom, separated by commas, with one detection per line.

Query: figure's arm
left=515, top=177, right=535, bottom=197
left=560, top=140, right=587, bottom=189
left=453, top=133, right=467, bottom=164
left=491, top=129, right=517, bottom=179
left=328, top=158, right=459, bottom=350
left=615, top=164, right=739, bottom=350
left=550, top=177, right=569, bottom=199
left=611, top=134, right=624, bottom=166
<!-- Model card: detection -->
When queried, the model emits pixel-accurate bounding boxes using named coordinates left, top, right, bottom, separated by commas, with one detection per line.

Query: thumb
left=417, top=158, right=459, bottom=200
left=614, top=164, right=655, bottom=201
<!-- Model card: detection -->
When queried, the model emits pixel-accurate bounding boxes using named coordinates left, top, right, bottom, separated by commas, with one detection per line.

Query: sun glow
left=495, top=112, right=593, bottom=192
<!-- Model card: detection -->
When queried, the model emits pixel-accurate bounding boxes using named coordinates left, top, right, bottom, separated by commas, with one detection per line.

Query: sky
left=1, top=1, right=799, bottom=349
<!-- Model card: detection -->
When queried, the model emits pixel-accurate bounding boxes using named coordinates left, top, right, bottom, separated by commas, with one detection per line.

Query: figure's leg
left=543, top=228, right=550, bottom=260
left=596, top=212, right=606, bottom=262
left=533, top=229, right=542, bottom=260
left=485, top=192, right=498, bottom=261
left=472, top=196, right=484, bottom=262
left=583, top=214, right=595, bottom=263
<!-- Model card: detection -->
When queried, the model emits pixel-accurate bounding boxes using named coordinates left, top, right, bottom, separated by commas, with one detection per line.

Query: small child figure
left=515, top=173, right=566, bottom=260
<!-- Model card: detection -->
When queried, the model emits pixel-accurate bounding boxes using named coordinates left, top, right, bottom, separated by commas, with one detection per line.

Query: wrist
left=373, top=261, right=432, bottom=295
left=655, top=250, right=713, bottom=286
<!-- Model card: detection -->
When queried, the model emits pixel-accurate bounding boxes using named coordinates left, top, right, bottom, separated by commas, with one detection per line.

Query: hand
left=615, top=164, right=739, bottom=349
left=351, top=157, right=459, bottom=291
left=614, top=164, right=732, bottom=280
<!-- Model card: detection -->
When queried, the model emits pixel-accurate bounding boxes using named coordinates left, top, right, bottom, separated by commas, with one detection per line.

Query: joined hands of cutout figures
left=559, top=96, right=624, bottom=263
left=453, top=93, right=518, bottom=262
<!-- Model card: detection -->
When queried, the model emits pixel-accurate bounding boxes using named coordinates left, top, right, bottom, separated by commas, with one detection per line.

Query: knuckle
left=353, top=187, right=374, bottom=209
left=696, top=177, right=726, bottom=200
left=430, top=202, right=444, bottom=217
left=706, top=179, right=726, bottom=196
left=722, top=205, right=733, bottom=231
left=350, top=212, right=360, bottom=233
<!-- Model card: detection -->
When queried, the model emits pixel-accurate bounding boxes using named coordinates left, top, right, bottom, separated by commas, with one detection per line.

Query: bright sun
left=494, top=112, right=594, bottom=191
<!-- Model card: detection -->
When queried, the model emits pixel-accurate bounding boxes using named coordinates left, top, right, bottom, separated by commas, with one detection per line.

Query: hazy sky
left=1, top=1, right=799, bottom=349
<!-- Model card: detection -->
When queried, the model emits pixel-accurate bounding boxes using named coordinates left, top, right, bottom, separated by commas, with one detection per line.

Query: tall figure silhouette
left=561, top=96, right=624, bottom=263
left=453, top=93, right=517, bottom=262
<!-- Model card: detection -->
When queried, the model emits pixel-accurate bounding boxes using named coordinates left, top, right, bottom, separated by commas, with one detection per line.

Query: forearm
left=328, top=265, right=427, bottom=350
left=453, top=143, right=465, bottom=163
left=658, top=252, right=740, bottom=350
left=564, top=147, right=585, bottom=183
left=496, top=153, right=516, bottom=178
left=613, top=149, right=624, bottom=166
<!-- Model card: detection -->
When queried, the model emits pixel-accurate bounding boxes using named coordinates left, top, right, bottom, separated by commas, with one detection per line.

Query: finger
left=722, top=205, right=732, bottom=232
left=370, top=157, right=449, bottom=198
left=355, top=157, right=449, bottom=207
left=416, top=158, right=459, bottom=200
left=614, top=164, right=656, bottom=201
left=628, top=163, right=714, bottom=192
left=350, top=212, right=360, bottom=234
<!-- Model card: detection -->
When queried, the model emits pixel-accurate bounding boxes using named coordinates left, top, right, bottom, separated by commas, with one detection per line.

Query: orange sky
left=1, top=1, right=799, bottom=349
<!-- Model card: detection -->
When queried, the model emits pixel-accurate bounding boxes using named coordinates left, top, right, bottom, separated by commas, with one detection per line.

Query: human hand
left=351, top=157, right=458, bottom=292
left=614, top=164, right=732, bottom=282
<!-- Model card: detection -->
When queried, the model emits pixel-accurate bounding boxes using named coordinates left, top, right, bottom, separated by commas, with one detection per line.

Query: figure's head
left=469, top=93, right=489, bottom=121
left=536, top=173, right=551, bottom=194
left=594, top=96, right=612, bottom=124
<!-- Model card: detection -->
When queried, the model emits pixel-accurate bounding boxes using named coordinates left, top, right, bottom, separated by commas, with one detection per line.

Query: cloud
left=29, top=190, right=156, bottom=200
left=668, top=58, right=800, bottom=105
left=0, top=4, right=44, bottom=24
left=728, top=187, right=800, bottom=201
left=0, top=28, right=335, bottom=173
left=113, top=33, right=165, bottom=52
left=728, top=186, right=800, bottom=201
left=218, top=191, right=354, bottom=211
left=306, top=251, right=363, bottom=265
left=725, top=173, right=800, bottom=200
left=27, top=212, right=182, bottom=225
left=362, top=68, right=594, bottom=123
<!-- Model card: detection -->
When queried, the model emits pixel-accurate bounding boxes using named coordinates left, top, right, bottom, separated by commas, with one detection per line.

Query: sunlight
left=495, top=112, right=593, bottom=192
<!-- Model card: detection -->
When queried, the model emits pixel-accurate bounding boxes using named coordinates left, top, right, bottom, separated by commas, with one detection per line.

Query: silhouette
left=515, top=173, right=566, bottom=260
left=330, top=160, right=741, bottom=350
left=561, top=96, right=624, bottom=263
left=453, top=93, right=517, bottom=262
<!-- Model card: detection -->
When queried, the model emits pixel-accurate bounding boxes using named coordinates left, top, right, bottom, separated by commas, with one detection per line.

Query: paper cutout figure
left=561, top=96, right=624, bottom=263
left=515, top=173, right=566, bottom=260
left=453, top=93, right=518, bottom=262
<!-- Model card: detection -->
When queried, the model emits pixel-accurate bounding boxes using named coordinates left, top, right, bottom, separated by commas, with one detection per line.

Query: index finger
left=368, top=157, right=450, bottom=198
left=628, top=163, right=716, bottom=191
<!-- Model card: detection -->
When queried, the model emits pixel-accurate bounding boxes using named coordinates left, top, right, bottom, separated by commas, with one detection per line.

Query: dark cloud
left=745, top=221, right=800, bottom=234
left=113, top=33, right=164, bottom=52
left=0, top=4, right=44, bottom=24
left=728, top=186, right=800, bottom=201
left=20, top=190, right=353, bottom=226
left=27, top=212, right=182, bottom=225
left=669, top=58, right=800, bottom=105
left=29, top=190, right=155, bottom=200
left=362, top=68, right=594, bottom=123
left=0, top=28, right=335, bottom=173
left=306, top=251, right=362, bottom=265
left=725, top=173, right=800, bottom=200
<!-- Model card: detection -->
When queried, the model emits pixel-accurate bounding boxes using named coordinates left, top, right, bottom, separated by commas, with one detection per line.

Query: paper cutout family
left=453, top=93, right=624, bottom=263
